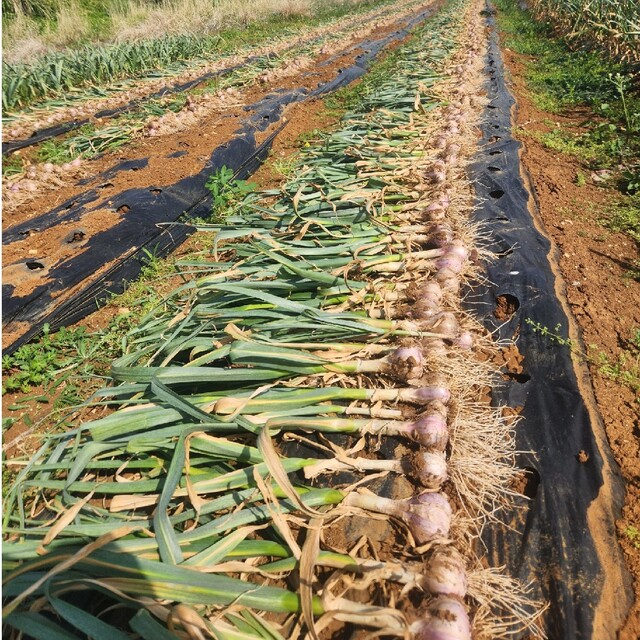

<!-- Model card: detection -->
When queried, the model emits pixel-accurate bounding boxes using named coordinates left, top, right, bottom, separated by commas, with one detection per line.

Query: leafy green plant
left=597, top=195, right=640, bottom=244
left=269, top=152, right=300, bottom=179
left=1, top=153, right=24, bottom=177
left=621, top=165, right=640, bottom=195
left=2, top=314, right=135, bottom=399
left=609, top=73, right=638, bottom=136
left=525, top=319, right=574, bottom=348
left=205, top=165, right=256, bottom=222
left=35, top=137, right=75, bottom=164
left=3, top=325, right=65, bottom=394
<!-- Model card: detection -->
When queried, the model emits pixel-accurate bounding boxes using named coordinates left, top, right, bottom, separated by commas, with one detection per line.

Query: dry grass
left=50, top=0, right=92, bottom=45
left=3, top=0, right=91, bottom=63
left=110, top=0, right=325, bottom=40
left=3, top=0, right=363, bottom=64
left=2, top=10, right=50, bottom=63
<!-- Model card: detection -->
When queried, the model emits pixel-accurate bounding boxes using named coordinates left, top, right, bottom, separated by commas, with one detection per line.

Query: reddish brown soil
left=501, top=47, right=640, bottom=639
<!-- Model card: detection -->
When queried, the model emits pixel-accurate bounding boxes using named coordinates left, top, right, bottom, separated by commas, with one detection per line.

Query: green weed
left=111, top=247, right=178, bottom=313
left=269, top=152, right=300, bottom=179
left=1, top=249, right=184, bottom=440
left=523, top=127, right=612, bottom=167
left=296, top=128, right=325, bottom=148
left=622, top=261, right=640, bottom=283
left=621, top=164, right=640, bottom=195
left=2, top=323, right=108, bottom=396
left=2, top=327, right=60, bottom=394
left=593, top=348, right=640, bottom=391
left=80, top=0, right=112, bottom=37
left=205, top=165, right=256, bottom=222
left=597, top=195, right=640, bottom=244
left=2, top=153, right=24, bottom=177
left=626, top=525, right=640, bottom=549
left=525, top=319, right=574, bottom=349
left=495, top=0, right=624, bottom=103
left=36, top=137, right=75, bottom=164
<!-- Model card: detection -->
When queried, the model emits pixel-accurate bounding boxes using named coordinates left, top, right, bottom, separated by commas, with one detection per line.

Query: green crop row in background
left=1, top=0, right=392, bottom=114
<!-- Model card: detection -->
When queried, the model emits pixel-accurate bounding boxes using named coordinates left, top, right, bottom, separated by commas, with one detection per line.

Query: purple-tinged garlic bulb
left=443, top=143, right=461, bottom=164
left=410, top=451, right=448, bottom=489
left=345, top=491, right=452, bottom=545
left=454, top=332, right=474, bottom=350
left=408, top=413, right=449, bottom=451
left=426, top=160, right=447, bottom=184
left=435, top=254, right=465, bottom=274
left=410, top=597, right=471, bottom=640
left=385, top=346, right=424, bottom=382
left=434, top=135, right=447, bottom=149
left=435, top=242, right=468, bottom=276
left=405, top=492, right=453, bottom=543
left=424, top=547, right=468, bottom=598
left=423, top=336, right=448, bottom=359
left=413, top=281, right=443, bottom=321
left=429, top=223, right=455, bottom=247
left=435, top=267, right=460, bottom=293
left=428, top=312, right=459, bottom=339
left=443, top=240, right=469, bottom=261
left=402, top=385, right=451, bottom=405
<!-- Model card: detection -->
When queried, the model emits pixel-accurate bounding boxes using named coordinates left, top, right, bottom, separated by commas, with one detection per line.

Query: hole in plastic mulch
left=150, top=188, right=162, bottom=195
left=66, top=230, right=86, bottom=244
left=489, top=189, right=505, bottom=199
left=521, top=466, right=541, bottom=499
left=26, top=260, right=45, bottom=270
left=488, top=166, right=501, bottom=172
left=505, top=371, right=531, bottom=384
left=494, top=293, right=520, bottom=319
left=488, top=149, right=502, bottom=156
left=116, top=204, right=130, bottom=213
